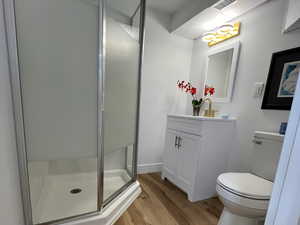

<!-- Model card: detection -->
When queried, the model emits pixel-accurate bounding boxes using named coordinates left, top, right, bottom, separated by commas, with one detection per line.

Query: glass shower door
left=14, top=0, right=99, bottom=223
left=102, top=0, right=142, bottom=202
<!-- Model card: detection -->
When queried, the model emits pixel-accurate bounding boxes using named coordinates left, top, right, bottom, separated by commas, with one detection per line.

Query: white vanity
left=162, top=114, right=236, bottom=202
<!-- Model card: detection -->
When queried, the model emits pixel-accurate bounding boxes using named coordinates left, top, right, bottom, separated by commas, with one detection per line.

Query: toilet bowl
left=216, top=131, right=284, bottom=225
left=216, top=173, right=272, bottom=225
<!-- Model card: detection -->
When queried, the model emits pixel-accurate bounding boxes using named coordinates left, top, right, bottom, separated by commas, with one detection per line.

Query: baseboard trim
left=137, top=163, right=163, bottom=174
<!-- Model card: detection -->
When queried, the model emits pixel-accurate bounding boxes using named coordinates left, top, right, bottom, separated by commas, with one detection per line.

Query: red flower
left=177, top=80, right=204, bottom=104
left=204, top=85, right=215, bottom=96
left=204, top=87, right=210, bottom=96
left=190, top=87, right=197, bottom=95
left=177, top=80, right=200, bottom=99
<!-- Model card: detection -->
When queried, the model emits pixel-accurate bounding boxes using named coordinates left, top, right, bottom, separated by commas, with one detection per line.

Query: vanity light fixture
left=217, top=23, right=234, bottom=34
left=201, top=22, right=241, bottom=47
left=201, top=32, right=216, bottom=42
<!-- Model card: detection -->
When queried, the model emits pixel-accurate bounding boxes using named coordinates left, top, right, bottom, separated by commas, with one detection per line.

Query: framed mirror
left=204, top=42, right=240, bottom=103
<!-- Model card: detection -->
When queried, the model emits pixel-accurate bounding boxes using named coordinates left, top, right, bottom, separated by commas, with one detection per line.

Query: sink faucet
left=203, top=98, right=216, bottom=117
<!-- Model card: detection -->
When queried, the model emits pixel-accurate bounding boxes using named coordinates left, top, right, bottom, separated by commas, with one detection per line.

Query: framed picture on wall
left=262, top=47, right=300, bottom=110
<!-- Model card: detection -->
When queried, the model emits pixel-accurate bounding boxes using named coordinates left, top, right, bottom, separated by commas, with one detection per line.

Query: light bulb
left=217, top=24, right=234, bottom=34
left=201, top=32, right=216, bottom=42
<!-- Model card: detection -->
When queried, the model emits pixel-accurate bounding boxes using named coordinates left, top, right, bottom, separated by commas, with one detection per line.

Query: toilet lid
left=217, top=173, right=273, bottom=200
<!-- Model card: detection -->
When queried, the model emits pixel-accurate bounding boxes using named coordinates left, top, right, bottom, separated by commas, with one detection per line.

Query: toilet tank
left=251, top=131, right=284, bottom=182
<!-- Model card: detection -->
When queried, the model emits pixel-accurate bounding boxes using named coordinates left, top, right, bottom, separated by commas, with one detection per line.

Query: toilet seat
left=217, top=173, right=273, bottom=200
left=216, top=184, right=269, bottom=212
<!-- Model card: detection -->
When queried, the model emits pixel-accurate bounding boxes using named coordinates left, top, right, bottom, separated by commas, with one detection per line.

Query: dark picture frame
left=262, top=47, right=300, bottom=110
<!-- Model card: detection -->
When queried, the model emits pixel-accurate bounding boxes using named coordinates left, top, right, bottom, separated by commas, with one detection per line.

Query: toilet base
left=218, top=208, right=260, bottom=225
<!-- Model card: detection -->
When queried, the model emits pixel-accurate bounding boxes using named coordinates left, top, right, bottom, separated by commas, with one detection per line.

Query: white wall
left=137, top=8, right=193, bottom=172
left=0, top=1, right=24, bottom=224
left=188, top=0, right=300, bottom=171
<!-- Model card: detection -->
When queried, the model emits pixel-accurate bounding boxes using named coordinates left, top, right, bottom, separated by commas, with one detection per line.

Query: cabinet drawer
left=167, top=118, right=202, bottom=136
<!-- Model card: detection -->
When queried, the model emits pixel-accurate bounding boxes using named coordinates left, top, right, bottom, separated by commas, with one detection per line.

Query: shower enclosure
left=3, top=0, right=145, bottom=224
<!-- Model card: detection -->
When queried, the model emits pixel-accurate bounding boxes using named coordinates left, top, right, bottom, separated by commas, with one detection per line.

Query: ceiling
left=147, top=0, right=196, bottom=15
left=107, top=0, right=140, bottom=17
left=172, top=0, right=270, bottom=39
left=102, top=0, right=210, bottom=19
left=107, top=0, right=195, bottom=18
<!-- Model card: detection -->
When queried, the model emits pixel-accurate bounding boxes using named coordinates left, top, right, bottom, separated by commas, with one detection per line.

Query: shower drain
left=70, top=188, right=82, bottom=194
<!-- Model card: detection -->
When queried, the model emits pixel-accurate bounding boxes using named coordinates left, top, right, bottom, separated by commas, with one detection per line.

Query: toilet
left=216, top=131, right=284, bottom=225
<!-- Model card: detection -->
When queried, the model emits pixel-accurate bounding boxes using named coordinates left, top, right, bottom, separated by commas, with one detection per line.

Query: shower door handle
left=175, top=136, right=178, bottom=148
left=178, top=137, right=182, bottom=149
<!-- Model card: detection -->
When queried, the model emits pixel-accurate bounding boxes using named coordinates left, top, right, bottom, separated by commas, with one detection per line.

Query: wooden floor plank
left=115, top=173, right=223, bottom=225
left=140, top=181, right=179, bottom=225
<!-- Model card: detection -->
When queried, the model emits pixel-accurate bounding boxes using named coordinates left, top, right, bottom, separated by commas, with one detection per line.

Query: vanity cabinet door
left=163, top=130, right=179, bottom=180
left=176, top=133, right=200, bottom=193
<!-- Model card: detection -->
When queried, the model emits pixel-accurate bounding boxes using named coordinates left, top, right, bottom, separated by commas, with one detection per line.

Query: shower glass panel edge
left=97, top=0, right=105, bottom=212
left=2, top=0, right=33, bottom=224
left=134, top=0, right=146, bottom=183
left=3, top=0, right=146, bottom=224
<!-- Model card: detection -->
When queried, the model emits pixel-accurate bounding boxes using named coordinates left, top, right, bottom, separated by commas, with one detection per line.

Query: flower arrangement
left=177, top=80, right=201, bottom=106
left=177, top=80, right=215, bottom=116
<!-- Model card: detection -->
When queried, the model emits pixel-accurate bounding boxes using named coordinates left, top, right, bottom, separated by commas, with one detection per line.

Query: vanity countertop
left=168, top=114, right=236, bottom=122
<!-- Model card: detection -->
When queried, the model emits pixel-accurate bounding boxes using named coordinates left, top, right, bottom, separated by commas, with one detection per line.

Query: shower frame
left=2, top=0, right=146, bottom=224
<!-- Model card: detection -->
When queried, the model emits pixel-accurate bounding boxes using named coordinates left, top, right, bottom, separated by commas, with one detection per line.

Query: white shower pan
left=28, top=160, right=141, bottom=225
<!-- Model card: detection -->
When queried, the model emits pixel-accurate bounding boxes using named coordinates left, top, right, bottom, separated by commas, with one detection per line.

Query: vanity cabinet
left=164, top=130, right=200, bottom=193
left=162, top=114, right=236, bottom=202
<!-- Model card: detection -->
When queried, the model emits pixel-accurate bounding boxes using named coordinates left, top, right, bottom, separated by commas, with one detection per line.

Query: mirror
left=204, top=42, right=240, bottom=102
